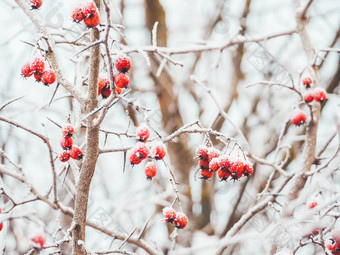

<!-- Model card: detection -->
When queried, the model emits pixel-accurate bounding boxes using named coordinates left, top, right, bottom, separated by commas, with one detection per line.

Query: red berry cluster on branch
left=59, top=124, right=83, bottom=162
left=30, top=0, right=42, bottom=9
left=196, top=145, right=254, bottom=181
left=114, top=55, right=131, bottom=91
left=302, top=77, right=327, bottom=104
left=21, top=57, right=56, bottom=86
left=72, top=1, right=100, bottom=28
left=162, top=207, right=188, bottom=229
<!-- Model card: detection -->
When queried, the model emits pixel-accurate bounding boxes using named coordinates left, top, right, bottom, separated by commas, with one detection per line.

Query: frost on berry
left=218, top=155, right=230, bottom=171
left=303, top=92, right=314, bottom=103
left=60, top=137, right=73, bottom=150
left=302, top=77, right=312, bottom=88
left=209, top=157, right=220, bottom=171
left=196, top=145, right=208, bottom=160
left=135, top=143, right=150, bottom=160
left=200, top=169, right=214, bottom=180
left=243, top=161, right=254, bottom=177
left=174, top=212, right=188, bottom=229
left=72, top=7, right=85, bottom=23
left=31, top=235, right=45, bottom=250
left=84, top=11, right=100, bottom=28
left=218, top=169, right=230, bottom=181
left=199, top=159, right=209, bottom=170
left=21, top=63, right=32, bottom=78
left=207, top=147, right=220, bottom=162
left=229, top=160, right=244, bottom=180
left=128, top=150, right=142, bottom=165
left=313, top=87, right=327, bottom=102
left=83, top=1, right=98, bottom=18
left=59, top=151, right=70, bottom=162
left=115, top=55, right=132, bottom=73
left=162, top=207, right=176, bottom=223
left=114, top=73, right=130, bottom=89
left=145, top=162, right=157, bottom=180
left=151, top=142, right=166, bottom=160
left=62, top=124, right=75, bottom=137
left=30, top=57, right=45, bottom=74
left=41, top=70, right=56, bottom=86
left=30, top=0, right=43, bottom=9
left=69, top=145, right=83, bottom=160
left=136, top=125, right=150, bottom=142
left=291, top=109, right=306, bottom=126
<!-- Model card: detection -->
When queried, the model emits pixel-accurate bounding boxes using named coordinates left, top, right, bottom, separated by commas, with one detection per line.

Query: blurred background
left=0, top=0, right=339, bottom=254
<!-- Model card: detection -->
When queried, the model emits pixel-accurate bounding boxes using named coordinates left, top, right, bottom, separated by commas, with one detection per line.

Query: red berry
left=69, top=145, right=83, bottom=160
left=34, top=73, right=42, bottom=82
left=162, top=207, right=176, bottom=223
left=209, top=158, right=220, bottom=171
left=291, top=110, right=306, bottom=126
left=21, top=63, right=32, bottom=78
left=129, top=150, right=142, bottom=165
left=243, top=162, right=253, bottom=176
left=219, top=156, right=230, bottom=171
left=115, top=55, right=131, bottom=73
left=302, top=77, right=312, bottom=88
left=72, top=7, right=85, bottom=23
left=30, top=0, right=43, bottom=9
left=196, top=145, right=208, bottom=160
left=30, top=57, right=45, bottom=74
left=152, top=143, right=166, bottom=160
left=83, top=1, right=98, bottom=18
left=101, top=87, right=112, bottom=98
left=98, top=77, right=110, bottom=95
left=218, top=169, right=230, bottom=181
left=207, top=147, right=220, bottom=162
left=313, top=87, right=327, bottom=102
left=62, top=124, right=75, bottom=137
left=114, top=73, right=130, bottom=89
left=115, top=87, right=122, bottom=94
left=41, top=70, right=56, bottom=86
left=307, top=198, right=318, bottom=209
left=60, top=137, right=73, bottom=150
left=0, top=208, right=3, bottom=231
left=145, top=162, right=157, bottom=180
left=136, top=125, right=150, bottom=142
left=59, top=151, right=70, bottom=162
left=230, top=160, right=244, bottom=180
left=84, top=11, right=100, bottom=28
left=303, top=92, right=314, bottom=103
left=174, top=212, right=188, bottom=229
left=31, top=235, right=45, bottom=250
left=135, top=143, right=149, bottom=160
left=199, top=159, right=209, bottom=170
left=200, top=169, right=214, bottom=179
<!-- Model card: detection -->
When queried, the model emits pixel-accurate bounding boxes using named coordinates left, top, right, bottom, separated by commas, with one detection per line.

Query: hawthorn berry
left=218, top=155, right=230, bottom=171
left=199, top=159, right=209, bottom=170
left=207, top=147, right=220, bottom=162
left=291, top=110, right=306, bottom=126
left=30, top=0, right=43, bottom=9
left=218, top=169, right=230, bottom=181
left=243, top=162, right=254, bottom=176
left=152, top=143, right=166, bottom=160
left=41, top=70, right=56, bottom=86
left=230, top=160, right=244, bottom=180
left=30, top=57, right=45, bottom=74
left=209, top=158, right=220, bottom=171
left=313, top=87, right=327, bottom=102
left=307, top=199, right=318, bottom=209
left=72, top=7, right=85, bottom=23
left=69, top=145, right=83, bottom=160
left=135, top=143, right=150, bottom=160
left=21, top=63, right=32, bottom=78
left=114, top=73, right=130, bottom=89
left=136, top=125, right=150, bottom=142
left=162, top=207, right=176, bottom=223
left=31, top=235, right=45, bottom=250
left=303, top=92, right=314, bottom=103
left=0, top=208, right=3, bottom=231
left=196, top=145, right=208, bottom=160
left=174, top=212, right=188, bottom=229
left=60, top=137, right=73, bottom=150
left=302, top=77, right=312, bottom=88
left=59, top=151, right=70, bottom=162
left=115, top=55, right=131, bottom=73
left=34, top=73, right=42, bottom=82
left=101, top=87, right=112, bottom=98
left=145, top=162, right=157, bottom=180
left=98, top=77, right=110, bottom=95
left=83, top=1, right=98, bottom=18
left=115, top=86, right=122, bottom=94
left=200, top=169, right=214, bottom=179
left=129, top=150, right=142, bottom=165
left=62, top=124, right=75, bottom=137
left=84, top=11, right=100, bottom=28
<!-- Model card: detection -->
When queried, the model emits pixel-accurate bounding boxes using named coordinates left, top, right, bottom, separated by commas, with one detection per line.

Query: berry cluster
left=31, top=235, right=45, bottom=250
left=98, top=77, right=112, bottom=98
left=72, top=1, right=100, bottom=28
left=0, top=208, right=3, bottom=231
left=30, top=0, right=43, bottom=9
left=328, top=232, right=340, bottom=255
left=114, top=55, right=131, bottom=92
left=303, top=87, right=327, bottom=104
left=196, top=145, right=253, bottom=181
left=162, top=207, right=188, bottom=229
left=291, top=109, right=307, bottom=126
left=59, top=124, right=83, bottom=162
left=128, top=125, right=166, bottom=180
left=21, top=57, right=56, bottom=86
